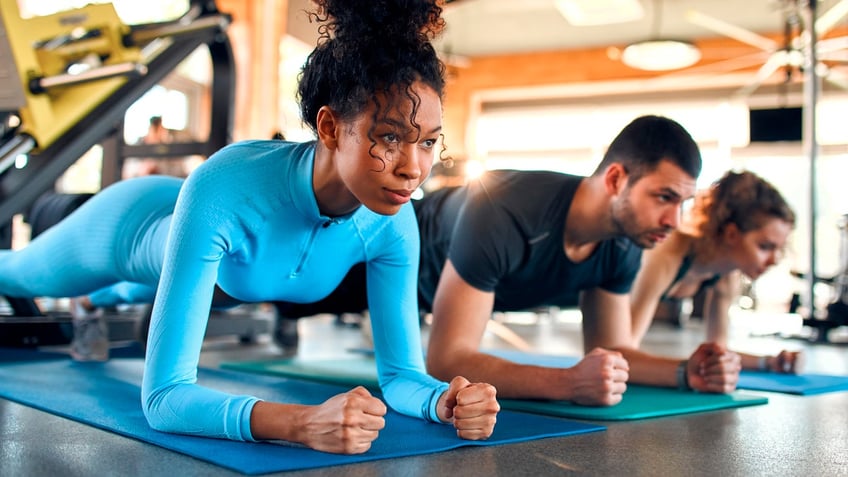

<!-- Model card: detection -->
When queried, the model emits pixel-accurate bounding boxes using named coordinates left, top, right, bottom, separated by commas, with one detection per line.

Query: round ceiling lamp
left=621, top=39, right=702, bottom=71
left=620, top=0, right=702, bottom=72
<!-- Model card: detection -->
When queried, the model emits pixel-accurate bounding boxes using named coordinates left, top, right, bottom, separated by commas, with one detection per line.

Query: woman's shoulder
left=187, top=140, right=315, bottom=186
left=208, top=140, right=315, bottom=166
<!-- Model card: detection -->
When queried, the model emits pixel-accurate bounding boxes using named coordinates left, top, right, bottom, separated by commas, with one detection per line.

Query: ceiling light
left=555, top=0, right=644, bottom=26
left=621, top=39, right=702, bottom=71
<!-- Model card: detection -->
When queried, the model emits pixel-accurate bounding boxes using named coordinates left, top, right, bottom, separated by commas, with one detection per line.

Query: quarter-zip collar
left=288, top=141, right=358, bottom=227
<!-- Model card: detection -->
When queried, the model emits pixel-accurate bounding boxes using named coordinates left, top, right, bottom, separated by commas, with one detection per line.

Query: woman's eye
left=422, top=139, right=437, bottom=148
left=756, top=241, right=778, bottom=253
left=382, top=133, right=399, bottom=143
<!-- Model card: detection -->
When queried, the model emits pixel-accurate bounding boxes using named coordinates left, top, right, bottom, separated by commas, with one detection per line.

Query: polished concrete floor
left=1, top=307, right=847, bottom=476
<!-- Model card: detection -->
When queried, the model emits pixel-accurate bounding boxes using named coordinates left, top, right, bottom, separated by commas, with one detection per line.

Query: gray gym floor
left=1, top=308, right=846, bottom=476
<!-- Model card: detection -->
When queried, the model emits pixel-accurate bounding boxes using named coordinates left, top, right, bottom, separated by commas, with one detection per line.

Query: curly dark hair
left=699, top=170, right=796, bottom=238
left=593, top=115, right=702, bottom=183
left=297, top=0, right=447, bottom=161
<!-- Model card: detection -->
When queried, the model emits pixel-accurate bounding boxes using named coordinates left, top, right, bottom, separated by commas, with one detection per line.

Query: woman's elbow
left=141, top=387, right=178, bottom=433
left=141, top=394, right=165, bottom=431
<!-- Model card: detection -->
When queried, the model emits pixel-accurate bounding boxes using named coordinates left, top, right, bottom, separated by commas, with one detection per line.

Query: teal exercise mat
left=498, top=385, right=766, bottom=420
left=222, top=353, right=768, bottom=421
left=0, top=349, right=604, bottom=475
left=222, top=355, right=385, bottom=388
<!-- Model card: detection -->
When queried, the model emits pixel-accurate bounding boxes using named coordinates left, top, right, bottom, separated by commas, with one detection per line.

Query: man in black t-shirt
left=415, top=170, right=643, bottom=314
left=422, top=115, right=736, bottom=406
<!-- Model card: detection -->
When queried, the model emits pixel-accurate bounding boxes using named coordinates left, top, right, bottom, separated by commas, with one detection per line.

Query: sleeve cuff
left=425, top=383, right=449, bottom=423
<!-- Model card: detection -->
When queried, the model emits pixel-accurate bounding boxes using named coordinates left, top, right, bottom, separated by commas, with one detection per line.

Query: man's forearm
left=428, top=350, right=573, bottom=401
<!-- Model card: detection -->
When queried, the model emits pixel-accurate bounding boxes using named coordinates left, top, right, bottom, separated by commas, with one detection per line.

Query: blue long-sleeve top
left=141, top=140, right=448, bottom=440
left=0, top=137, right=450, bottom=440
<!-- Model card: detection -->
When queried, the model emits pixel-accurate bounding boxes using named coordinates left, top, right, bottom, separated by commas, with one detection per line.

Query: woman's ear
left=315, top=106, right=339, bottom=149
left=722, top=222, right=741, bottom=244
left=603, top=163, right=628, bottom=196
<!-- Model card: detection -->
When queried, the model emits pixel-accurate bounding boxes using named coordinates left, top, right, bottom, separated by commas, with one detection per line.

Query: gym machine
left=794, top=0, right=847, bottom=343
left=794, top=214, right=848, bottom=342
left=0, top=0, right=268, bottom=347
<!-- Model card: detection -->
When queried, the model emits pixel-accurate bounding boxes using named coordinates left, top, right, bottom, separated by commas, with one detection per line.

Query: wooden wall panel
left=443, top=35, right=769, bottom=159
left=218, top=0, right=288, bottom=141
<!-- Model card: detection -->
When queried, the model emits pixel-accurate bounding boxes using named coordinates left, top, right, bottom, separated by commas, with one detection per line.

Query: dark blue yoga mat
left=0, top=348, right=604, bottom=475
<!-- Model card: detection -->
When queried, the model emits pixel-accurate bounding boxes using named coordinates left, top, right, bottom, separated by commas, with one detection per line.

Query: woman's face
left=335, top=81, right=442, bottom=216
left=727, top=217, right=793, bottom=279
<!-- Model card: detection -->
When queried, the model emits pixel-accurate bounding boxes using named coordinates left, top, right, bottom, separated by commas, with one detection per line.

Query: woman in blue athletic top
left=630, top=170, right=799, bottom=384
left=0, top=0, right=498, bottom=454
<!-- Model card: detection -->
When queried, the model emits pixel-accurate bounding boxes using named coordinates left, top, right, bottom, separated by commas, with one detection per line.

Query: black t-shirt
left=415, top=170, right=643, bottom=312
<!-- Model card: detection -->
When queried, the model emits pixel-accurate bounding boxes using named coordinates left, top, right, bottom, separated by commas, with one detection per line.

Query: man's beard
left=610, top=194, right=670, bottom=249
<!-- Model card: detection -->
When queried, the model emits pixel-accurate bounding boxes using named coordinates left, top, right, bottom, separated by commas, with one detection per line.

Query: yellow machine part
left=1, top=0, right=142, bottom=151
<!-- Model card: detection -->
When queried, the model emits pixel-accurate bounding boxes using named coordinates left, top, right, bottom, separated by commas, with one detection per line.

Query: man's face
left=611, top=160, right=697, bottom=248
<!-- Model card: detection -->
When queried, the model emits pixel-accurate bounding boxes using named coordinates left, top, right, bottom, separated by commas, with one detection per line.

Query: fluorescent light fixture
left=621, top=39, right=702, bottom=71
left=555, top=0, right=645, bottom=26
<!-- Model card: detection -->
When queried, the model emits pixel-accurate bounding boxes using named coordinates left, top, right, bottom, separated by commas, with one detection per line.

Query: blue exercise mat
left=0, top=348, right=604, bottom=475
left=736, top=371, right=848, bottom=395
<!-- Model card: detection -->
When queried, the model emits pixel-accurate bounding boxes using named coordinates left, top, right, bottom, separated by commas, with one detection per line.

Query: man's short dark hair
left=592, top=115, right=702, bottom=183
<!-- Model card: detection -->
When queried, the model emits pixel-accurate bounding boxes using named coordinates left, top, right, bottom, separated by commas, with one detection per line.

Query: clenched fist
left=294, top=386, right=387, bottom=454
left=437, top=376, right=499, bottom=440
left=567, top=347, right=629, bottom=406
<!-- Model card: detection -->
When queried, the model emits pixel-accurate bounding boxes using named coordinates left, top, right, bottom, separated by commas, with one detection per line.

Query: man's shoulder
left=464, top=170, right=580, bottom=207
left=476, top=169, right=579, bottom=189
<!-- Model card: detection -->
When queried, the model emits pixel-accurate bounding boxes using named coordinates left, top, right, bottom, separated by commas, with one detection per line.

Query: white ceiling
left=436, top=0, right=847, bottom=57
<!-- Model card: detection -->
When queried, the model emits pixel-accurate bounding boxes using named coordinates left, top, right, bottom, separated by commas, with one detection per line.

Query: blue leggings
left=0, top=176, right=180, bottom=306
